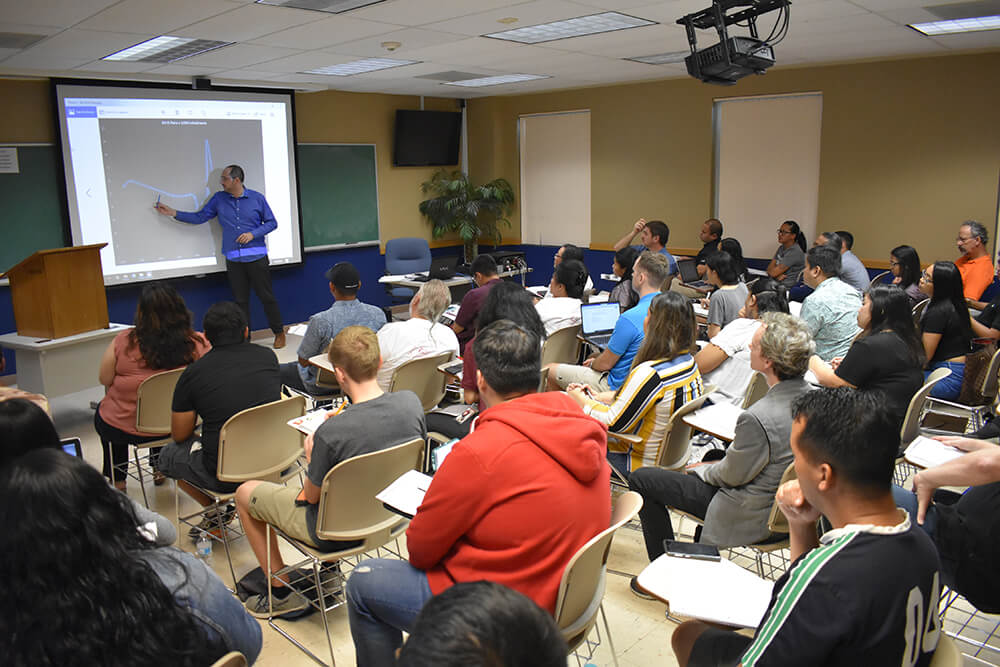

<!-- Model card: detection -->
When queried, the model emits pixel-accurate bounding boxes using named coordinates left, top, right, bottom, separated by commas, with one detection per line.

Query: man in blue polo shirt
left=614, top=217, right=678, bottom=278
left=154, top=164, right=286, bottom=348
left=548, top=251, right=671, bottom=393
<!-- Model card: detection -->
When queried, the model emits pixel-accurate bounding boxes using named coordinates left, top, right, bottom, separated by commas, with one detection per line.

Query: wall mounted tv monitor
left=53, top=80, right=303, bottom=286
left=393, top=110, right=461, bottom=167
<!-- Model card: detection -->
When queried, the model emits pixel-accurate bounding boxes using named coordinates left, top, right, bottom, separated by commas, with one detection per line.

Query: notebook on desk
left=580, top=301, right=621, bottom=350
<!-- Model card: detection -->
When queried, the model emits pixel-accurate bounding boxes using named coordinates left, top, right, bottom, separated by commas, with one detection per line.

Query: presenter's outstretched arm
left=153, top=203, right=177, bottom=217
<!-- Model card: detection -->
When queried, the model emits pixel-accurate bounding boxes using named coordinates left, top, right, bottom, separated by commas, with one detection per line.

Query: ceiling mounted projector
left=678, top=0, right=791, bottom=85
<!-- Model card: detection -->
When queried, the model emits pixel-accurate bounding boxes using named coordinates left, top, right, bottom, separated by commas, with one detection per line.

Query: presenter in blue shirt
left=154, top=164, right=286, bottom=348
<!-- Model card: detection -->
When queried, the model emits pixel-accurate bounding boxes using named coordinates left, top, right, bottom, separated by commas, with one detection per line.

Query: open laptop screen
left=581, top=302, right=621, bottom=335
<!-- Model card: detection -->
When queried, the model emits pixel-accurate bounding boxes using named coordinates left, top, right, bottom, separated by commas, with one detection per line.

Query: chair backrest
left=740, top=372, right=769, bottom=410
left=389, top=351, right=455, bottom=412
left=868, top=270, right=891, bottom=290
left=766, top=462, right=798, bottom=534
left=656, top=388, right=715, bottom=470
left=541, top=325, right=582, bottom=367
left=210, top=652, right=247, bottom=667
left=554, top=492, right=643, bottom=641
left=216, top=395, right=305, bottom=482
left=899, top=367, right=951, bottom=446
left=538, top=366, right=549, bottom=392
left=384, top=237, right=432, bottom=274
left=979, top=346, right=1000, bottom=401
left=928, top=634, right=961, bottom=667
left=314, top=437, right=425, bottom=543
left=135, top=367, right=186, bottom=434
left=912, top=298, right=930, bottom=322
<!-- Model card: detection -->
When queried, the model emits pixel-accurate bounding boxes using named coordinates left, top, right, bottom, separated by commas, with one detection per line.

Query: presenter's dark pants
left=226, top=257, right=282, bottom=334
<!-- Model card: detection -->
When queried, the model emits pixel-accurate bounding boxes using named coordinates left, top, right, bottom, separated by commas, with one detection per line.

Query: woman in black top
left=810, top=284, right=925, bottom=428
left=919, top=261, right=973, bottom=399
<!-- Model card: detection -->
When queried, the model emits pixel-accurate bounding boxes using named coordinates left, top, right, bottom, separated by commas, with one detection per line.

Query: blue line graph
left=122, top=139, right=215, bottom=209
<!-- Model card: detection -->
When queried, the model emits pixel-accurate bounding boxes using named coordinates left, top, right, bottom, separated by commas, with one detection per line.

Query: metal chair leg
left=600, top=603, right=620, bottom=667
left=133, top=446, right=150, bottom=508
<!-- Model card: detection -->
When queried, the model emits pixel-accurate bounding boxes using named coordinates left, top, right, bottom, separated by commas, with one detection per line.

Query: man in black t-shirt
left=159, top=302, right=281, bottom=533
left=672, top=388, right=941, bottom=667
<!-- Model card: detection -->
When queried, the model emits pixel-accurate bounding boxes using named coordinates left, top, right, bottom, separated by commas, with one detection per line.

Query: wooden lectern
left=1, top=244, right=109, bottom=339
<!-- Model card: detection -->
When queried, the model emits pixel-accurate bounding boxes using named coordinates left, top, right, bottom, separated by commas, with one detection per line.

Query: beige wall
left=467, top=52, right=1000, bottom=265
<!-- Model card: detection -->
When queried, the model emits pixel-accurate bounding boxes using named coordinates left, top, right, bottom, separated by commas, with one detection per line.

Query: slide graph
left=100, top=117, right=265, bottom=265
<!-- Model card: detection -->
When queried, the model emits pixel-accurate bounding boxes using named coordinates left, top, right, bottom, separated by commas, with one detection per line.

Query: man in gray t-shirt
left=236, top=326, right=426, bottom=618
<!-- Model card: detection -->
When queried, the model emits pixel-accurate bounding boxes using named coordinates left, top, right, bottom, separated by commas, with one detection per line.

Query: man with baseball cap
left=279, top=262, right=386, bottom=396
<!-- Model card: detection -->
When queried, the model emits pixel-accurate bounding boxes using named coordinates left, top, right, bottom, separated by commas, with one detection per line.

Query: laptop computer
left=580, top=301, right=622, bottom=350
left=411, top=255, right=459, bottom=282
left=677, top=259, right=710, bottom=288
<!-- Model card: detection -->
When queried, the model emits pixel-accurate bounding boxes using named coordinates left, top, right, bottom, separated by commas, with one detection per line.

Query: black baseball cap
left=325, top=262, right=360, bottom=290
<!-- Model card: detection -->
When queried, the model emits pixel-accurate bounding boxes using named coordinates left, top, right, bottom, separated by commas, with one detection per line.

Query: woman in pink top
left=94, top=284, right=210, bottom=489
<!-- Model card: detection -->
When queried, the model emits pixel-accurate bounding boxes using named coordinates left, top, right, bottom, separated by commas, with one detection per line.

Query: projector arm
left=678, top=0, right=790, bottom=31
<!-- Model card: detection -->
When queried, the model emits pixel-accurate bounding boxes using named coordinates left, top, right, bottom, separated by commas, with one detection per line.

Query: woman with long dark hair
left=719, top=238, right=750, bottom=283
left=765, top=220, right=807, bottom=288
left=0, top=449, right=262, bottom=665
left=95, top=283, right=210, bottom=489
left=919, top=261, right=973, bottom=399
left=609, top=246, right=640, bottom=310
left=890, top=245, right=924, bottom=307
left=567, top=291, right=703, bottom=474
left=810, top=284, right=925, bottom=427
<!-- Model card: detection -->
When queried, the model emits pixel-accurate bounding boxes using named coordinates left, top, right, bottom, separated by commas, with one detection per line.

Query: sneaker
left=630, top=576, right=656, bottom=600
left=244, top=588, right=309, bottom=619
left=187, top=504, right=237, bottom=540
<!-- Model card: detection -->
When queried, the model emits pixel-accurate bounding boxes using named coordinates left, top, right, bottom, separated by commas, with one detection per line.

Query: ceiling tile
left=389, top=36, right=553, bottom=66
left=0, top=0, right=121, bottom=29
left=77, top=0, right=238, bottom=34
left=144, top=63, right=224, bottom=75
left=930, top=30, right=1000, bottom=49
left=249, top=15, right=403, bottom=49
left=177, top=43, right=300, bottom=68
left=172, top=4, right=317, bottom=42
left=72, top=59, right=164, bottom=72
left=250, top=51, right=357, bottom=73
left=347, top=0, right=533, bottom=27
left=427, top=0, right=611, bottom=37
left=28, top=28, right=158, bottom=60
left=320, top=27, right=468, bottom=58
left=0, top=51, right=94, bottom=70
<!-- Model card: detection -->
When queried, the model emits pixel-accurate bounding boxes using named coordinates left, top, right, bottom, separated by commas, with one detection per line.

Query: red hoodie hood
left=475, top=392, right=608, bottom=483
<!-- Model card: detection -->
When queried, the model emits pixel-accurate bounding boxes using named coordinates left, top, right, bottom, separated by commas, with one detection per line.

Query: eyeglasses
left=889, top=260, right=900, bottom=267
left=920, top=272, right=933, bottom=283
left=956, top=236, right=975, bottom=244
left=777, top=229, right=792, bottom=236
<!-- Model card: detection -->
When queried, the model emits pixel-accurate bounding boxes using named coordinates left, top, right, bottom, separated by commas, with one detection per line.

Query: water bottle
left=195, top=533, right=212, bottom=564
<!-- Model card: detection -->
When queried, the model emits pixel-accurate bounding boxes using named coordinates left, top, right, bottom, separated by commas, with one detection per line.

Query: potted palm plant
left=419, top=170, right=515, bottom=262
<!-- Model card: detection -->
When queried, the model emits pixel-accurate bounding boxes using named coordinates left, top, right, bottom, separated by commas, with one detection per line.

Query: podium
left=1, top=244, right=109, bottom=339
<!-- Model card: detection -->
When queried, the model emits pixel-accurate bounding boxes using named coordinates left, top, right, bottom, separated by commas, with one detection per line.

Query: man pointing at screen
left=155, top=164, right=286, bottom=349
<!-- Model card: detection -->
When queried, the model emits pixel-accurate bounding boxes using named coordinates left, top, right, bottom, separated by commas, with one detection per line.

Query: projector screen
left=54, top=81, right=302, bottom=286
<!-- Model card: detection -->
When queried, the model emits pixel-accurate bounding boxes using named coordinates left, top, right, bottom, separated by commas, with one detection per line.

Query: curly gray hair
left=414, top=279, right=451, bottom=322
left=758, top=312, right=814, bottom=380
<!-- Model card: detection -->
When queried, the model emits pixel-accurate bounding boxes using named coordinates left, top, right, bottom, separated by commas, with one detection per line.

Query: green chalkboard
left=0, top=145, right=68, bottom=274
left=296, top=144, right=379, bottom=249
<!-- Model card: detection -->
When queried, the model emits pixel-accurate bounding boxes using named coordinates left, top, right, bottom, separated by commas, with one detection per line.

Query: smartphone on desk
left=664, top=540, right=721, bottom=562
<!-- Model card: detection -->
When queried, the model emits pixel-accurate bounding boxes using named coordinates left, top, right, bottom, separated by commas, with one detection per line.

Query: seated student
left=548, top=243, right=594, bottom=293
left=629, top=313, right=813, bottom=599
left=788, top=231, right=843, bottom=302
left=235, top=326, right=426, bottom=617
left=345, top=320, right=611, bottom=667
left=893, top=435, right=1000, bottom=613
left=695, top=278, right=790, bottom=405
left=918, top=261, right=973, bottom=400
left=809, top=285, right=925, bottom=430
left=800, top=245, right=863, bottom=361
left=567, top=291, right=702, bottom=475
left=547, top=251, right=672, bottom=393
left=834, top=230, right=870, bottom=293
left=609, top=246, right=640, bottom=310
left=694, top=218, right=723, bottom=277
left=765, top=220, right=807, bottom=289
left=1, top=449, right=262, bottom=665
left=95, top=283, right=211, bottom=490
left=375, top=279, right=458, bottom=391
left=890, top=244, right=925, bottom=308
left=159, top=302, right=282, bottom=538
left=672, top=388, right=941, bottom=667
left=613, top=217, right=678, bottom=278
left=397, top=581, right=567, bottom=667
left=719, top=237, right=750, bottom=283
left=534, top=259, right=586, bottom=336
left=281, top=262, right=386, bottom=396
left=700, top=251, right=749, bottom=339
left=954, top=220, right=993, bottom=301
left=451, top=254, right=501, bottom=354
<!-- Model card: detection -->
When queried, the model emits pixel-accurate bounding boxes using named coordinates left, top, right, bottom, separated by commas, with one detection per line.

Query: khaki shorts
left=248, top=482, right=318, bottom=548
left=552, top=364, right=611, bottom=392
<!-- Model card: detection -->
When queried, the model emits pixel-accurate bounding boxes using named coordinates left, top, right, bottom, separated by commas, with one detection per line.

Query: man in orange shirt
left=955, top=220, right=993, bottom=300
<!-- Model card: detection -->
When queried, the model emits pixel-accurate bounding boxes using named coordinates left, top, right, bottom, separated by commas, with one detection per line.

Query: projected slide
left=102, top=118, right=263, bottom=265
left=54, top=83, right=302, bottom=286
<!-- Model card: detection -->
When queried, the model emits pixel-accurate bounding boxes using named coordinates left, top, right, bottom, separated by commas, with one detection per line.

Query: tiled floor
left=37, top=330, right=1000, bottom=666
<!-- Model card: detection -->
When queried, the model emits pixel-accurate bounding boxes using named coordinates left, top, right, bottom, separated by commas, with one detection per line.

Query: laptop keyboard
left=586, top=333, right=613, bottom=348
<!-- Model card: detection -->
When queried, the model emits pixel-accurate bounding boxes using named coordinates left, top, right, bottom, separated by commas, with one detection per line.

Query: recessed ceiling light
left=909, top=15, right=1000, bottom=35
left=497, top=17, right=519, bottom=24
left=626, top=51, right=689, bottom=65
left=484, top=11, right=656, bottom=44
left=302, top=57, right=419, bottom=76
left=255, top=0, right=388, bottom=13
left=443, top=73, right=550, bottom=88
left=102, top=36, right=233, bottom=63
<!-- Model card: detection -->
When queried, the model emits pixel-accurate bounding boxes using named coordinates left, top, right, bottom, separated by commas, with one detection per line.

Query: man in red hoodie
left=345, top=319, right=612, bottom=667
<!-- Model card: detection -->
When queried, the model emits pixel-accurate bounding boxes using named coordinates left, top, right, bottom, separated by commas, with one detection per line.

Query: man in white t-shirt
left=376, top=279, right=459, bottom=391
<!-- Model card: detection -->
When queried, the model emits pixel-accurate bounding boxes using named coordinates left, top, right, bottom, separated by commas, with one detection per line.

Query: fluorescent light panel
left=303, top=57, right=418, bottom=76
left=485, top=11, right=655, bottom=44
left=103, top=36, right=233, bottom=62
left=255, top=0, right=387, bottom=13
left=443, top=73, right=549, bottom=88
left=909, top=15, right=1000, bottom=35
left=626, top=51, right=689, bottom=65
